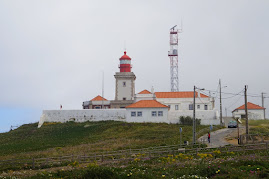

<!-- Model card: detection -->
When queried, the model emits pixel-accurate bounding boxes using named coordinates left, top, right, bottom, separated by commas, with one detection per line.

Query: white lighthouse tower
left=111, top=51, right=136, bottom=108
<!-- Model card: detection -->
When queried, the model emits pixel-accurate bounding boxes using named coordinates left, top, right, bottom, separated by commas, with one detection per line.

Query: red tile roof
left=138, top=89, right=152, bottom=94
left=91, top=95, right=107, bottom=101
left=155, top=91, right=209, bottom=98
left=235, top=102, right=265, bottom=110
left=126, top=100, right=168, bottom=108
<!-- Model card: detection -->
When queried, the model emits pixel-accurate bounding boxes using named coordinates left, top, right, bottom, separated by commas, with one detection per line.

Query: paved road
left=198, top=128, right=238, bottom=148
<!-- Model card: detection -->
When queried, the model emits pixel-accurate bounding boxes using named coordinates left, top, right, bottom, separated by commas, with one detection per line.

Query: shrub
left=179, top=116, right=201, bottom=125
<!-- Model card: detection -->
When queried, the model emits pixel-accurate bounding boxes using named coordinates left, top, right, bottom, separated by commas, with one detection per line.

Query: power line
left=226, top=95, right=244, bottom=110
left=203, top=89, right=268, bottom=98
left=203, top=89, right=243, bottom=96
left=215, top=89, right=244, bottom=99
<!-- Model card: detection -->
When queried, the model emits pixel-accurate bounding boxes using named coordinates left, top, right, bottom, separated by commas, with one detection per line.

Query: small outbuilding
left=82, top=95, right=111, bottom=109
left=232, top=102, right=265, bottom=120
left=125, top=100, right=169, bottom=123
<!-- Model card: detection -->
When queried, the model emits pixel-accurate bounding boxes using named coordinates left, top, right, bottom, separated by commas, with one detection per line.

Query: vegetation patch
left=0, top=121, right=214, bottom=160
left=15, top=150, right=267, bottom=179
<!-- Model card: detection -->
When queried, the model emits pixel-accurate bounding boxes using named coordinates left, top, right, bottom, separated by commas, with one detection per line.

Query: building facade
left=126, top=100, right=169, bottom=123
left=135, top=89, right=219, bottom=125
left=232, top=102, right=265, bottom=120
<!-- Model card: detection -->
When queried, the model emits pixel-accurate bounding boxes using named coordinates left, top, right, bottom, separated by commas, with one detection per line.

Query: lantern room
left=119, top=51, right=132, bottom=72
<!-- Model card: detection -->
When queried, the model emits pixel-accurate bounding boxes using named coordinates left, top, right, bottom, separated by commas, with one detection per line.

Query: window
left=152, top=111, right=157, bottom=117
left=137, top=111, right=142, bottom=117
left=131, top=111, right=136, bottom=117
left=123, top=82, right=126, bottom=87
left=189, top=104, right=193, bottom=110
left=123, top=97, right=126, bottom=100
left=175, top=105, right=179, bottom=110
left=197, top=105, right=200, bottom=109
left=158, top=111, right=163, bottom=116
left=168, top=105, right=171, bottom=108
left=204, top=105, right=208, bottom=110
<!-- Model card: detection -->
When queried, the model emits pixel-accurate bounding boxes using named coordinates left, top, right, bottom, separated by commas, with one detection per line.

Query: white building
left=126, top=100, right=169, bottom=123
left=135, top=89, right=219, bottom=125
left=232, top=102, right=266, bottom=120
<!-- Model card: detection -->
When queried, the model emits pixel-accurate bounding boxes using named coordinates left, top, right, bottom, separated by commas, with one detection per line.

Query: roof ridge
left=91, top=95, right=108, bottom=101
left=138, top=89, right=152, bottom=94
left=126, top=100, right=168, bottom=108
left=235, top=102, right=265, bottom=110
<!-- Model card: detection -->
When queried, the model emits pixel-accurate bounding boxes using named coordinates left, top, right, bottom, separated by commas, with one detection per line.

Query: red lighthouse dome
left=119, top=51, right=132, bottom=72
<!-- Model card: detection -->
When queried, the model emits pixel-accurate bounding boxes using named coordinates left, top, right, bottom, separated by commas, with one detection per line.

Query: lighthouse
left=119, top=51, right=132, bottom=72
left=111, top=51, right=136, bottom=108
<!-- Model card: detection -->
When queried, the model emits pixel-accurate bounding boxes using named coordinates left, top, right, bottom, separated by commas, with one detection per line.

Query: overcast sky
left=0, top=0, right=269, bottom=132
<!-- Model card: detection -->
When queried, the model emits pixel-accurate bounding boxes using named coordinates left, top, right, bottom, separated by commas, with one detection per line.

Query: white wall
left=117, top=79, right=133, bottom=100
left=232, top=109, right=265, bottom=120
left=156, top=97, right=214, bottom=111
left=134, top=93, right=155, bottom=102
left=38, top=107, right=219, bottom=128
left=168, top=109, right=220, bottom=125
left=38, top=109, right=126, bottom=128
left=126, top=107, right=169, bottom=123
left=91, top=101, right=110, bottom=105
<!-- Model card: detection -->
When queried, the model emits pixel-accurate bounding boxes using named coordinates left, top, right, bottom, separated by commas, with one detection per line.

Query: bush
left=179, top=116, right=201, bottom=125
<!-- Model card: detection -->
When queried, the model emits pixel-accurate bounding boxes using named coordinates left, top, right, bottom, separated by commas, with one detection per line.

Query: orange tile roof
left=126, top=100, right=168, bottom=108
left=235, top=102, right=265, bottom=110
left=138, top=89, right=152, bottom=94
left=91, top=95, right=108, bottom=101
left=155, top=91, right=209, bottom=98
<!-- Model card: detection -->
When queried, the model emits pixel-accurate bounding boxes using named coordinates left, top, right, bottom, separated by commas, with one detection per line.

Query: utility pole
left=237, top=118, right=240, bottom=144
left=193, top=86, right=196, bottom=145
left=193, top=86, right=205, bottom=145
left=219, top=79, right=223, bottom=126
left=102, top=71, right=104, bottom=109
left=244, top=85, right=249, bottom=136
left=262, top=92, right=266, bottom=119
left=225, top=107, right=227, bottom=117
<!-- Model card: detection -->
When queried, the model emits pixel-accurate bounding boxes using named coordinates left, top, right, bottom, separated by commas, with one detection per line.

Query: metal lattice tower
left=168, top=25, right=181, bottom=92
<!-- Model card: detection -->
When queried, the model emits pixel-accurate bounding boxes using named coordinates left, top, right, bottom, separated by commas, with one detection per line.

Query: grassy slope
left=0, top=121, right=213, bottom=159
left=249, top=119, right=269, bottom=134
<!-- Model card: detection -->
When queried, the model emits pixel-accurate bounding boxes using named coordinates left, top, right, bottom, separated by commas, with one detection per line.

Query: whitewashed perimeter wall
left=38, top=109, right=219, bottom=128
left=38, top=109, right=126, bottom=128
left=168, top=109, right=220, bottom=125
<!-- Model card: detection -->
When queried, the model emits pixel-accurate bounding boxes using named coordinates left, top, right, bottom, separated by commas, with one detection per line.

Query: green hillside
left=0, top=121, right=213, bottom=159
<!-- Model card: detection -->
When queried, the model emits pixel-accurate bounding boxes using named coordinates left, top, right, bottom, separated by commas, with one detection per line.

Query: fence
left=239, top=134, right=269, bottom=145
left=0, top=142, right=268, bottom=171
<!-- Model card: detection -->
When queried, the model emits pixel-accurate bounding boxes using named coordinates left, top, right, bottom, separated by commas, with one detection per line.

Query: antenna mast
left=102, top=71, right=104, bottom=109
left=168, top=25, right=181, bottom=92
